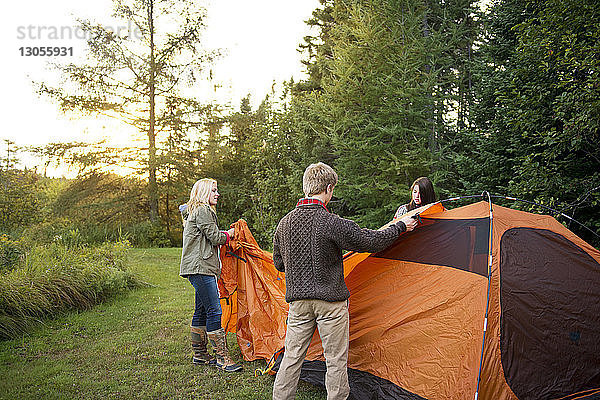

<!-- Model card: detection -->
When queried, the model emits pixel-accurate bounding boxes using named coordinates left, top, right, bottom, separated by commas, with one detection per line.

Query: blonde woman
left=179, top=178, right=242, bottom=372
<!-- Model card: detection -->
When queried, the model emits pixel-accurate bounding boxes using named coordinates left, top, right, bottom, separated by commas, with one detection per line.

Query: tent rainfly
left=217, top=200, right=600, bottom=400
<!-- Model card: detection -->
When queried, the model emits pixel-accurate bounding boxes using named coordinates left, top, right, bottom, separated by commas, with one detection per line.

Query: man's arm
left=332, top=215, right=407, bottom=254
left=273, top=224, right=284, bottom=272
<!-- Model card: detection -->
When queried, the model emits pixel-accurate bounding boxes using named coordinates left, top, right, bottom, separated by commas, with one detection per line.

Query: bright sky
left=0, top=0, right=320, bottom=175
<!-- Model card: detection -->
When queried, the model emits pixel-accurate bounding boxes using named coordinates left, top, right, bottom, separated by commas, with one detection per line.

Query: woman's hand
left=227, top=227, right=235, bottom=238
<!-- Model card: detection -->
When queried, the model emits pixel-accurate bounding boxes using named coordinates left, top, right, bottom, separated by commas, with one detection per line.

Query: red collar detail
left=296, top=198, right=330, bottom=213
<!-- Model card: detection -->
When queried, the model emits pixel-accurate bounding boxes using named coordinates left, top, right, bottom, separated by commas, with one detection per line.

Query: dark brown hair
left=407, top=177, right=436, bottom=211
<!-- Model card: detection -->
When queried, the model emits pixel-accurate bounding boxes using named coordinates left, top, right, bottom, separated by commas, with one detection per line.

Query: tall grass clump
left=0, top=240, right=143, bottom=340
left=0, top=234, right=27, bottom=273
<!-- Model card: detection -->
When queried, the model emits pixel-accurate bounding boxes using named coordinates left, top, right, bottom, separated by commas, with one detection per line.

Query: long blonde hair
left=187, top=178, right=217, bottom=218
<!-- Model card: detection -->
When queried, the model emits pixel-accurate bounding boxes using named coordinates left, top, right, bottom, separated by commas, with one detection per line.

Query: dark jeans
left=187, top=274, right=222, bottom=332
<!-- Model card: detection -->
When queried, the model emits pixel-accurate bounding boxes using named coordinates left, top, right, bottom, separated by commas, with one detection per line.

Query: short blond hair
left=303, top=162, right=338, bottom=196
left=187, top=178, right=217, bottom=217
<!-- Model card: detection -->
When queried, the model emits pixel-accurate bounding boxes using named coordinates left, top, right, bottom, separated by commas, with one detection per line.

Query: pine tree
left=468, top=0, right=600, bottom=244
left=288, top=0, right=479, bottom=227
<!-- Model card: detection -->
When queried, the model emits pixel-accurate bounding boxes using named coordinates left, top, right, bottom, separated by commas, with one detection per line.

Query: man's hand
left=400, top=215, right=418, bottom=232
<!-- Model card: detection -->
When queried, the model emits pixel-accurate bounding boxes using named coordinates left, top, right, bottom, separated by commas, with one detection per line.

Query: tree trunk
left=422, top=3, right=437, bottom=153
left=165, top=146, right=172, bottom=238
left=147, top=0, right=159, bottom=223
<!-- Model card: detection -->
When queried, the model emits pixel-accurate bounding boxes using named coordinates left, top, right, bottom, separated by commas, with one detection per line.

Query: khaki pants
left=273, top=299, right=350, bottom=400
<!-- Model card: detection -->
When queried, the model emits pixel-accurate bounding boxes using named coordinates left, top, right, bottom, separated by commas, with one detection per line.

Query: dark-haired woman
left=394, top=177, right=437, bottom=218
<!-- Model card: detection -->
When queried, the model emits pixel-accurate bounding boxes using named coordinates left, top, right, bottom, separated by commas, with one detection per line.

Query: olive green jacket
left=179, top=204, right=228, bottom=277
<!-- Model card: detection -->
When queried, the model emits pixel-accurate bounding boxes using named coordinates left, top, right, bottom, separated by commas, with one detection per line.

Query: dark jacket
left=273, top=203, right=406, bottom=302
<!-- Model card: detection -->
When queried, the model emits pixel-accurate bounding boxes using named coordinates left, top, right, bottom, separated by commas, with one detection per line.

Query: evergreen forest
left=2, top=0, right=599, bottom=251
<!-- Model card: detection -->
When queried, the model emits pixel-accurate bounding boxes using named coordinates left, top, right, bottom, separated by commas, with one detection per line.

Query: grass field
left=0, top=248, right=326, bottom=400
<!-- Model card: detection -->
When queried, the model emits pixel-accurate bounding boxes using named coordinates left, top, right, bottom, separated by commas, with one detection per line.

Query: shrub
left=0, top=240, right=143, bottom=340
left=21, top=219, right=178, bottom=248
left=147, top=223, right=172, bottom=247
left=120, top=221, right=173, bottom=247
left=20, top=218, right=72, bottom=246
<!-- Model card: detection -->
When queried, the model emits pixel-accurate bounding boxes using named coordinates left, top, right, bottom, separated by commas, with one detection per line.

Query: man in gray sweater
left=272, top=162, right=418, bottom=400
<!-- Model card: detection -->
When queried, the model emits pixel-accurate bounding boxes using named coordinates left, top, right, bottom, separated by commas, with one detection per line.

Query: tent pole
left=488, top=195, right=600, bottom=241
left=439, top=194, right=600, bottom=241
left=474, top=191, right=493, bottom=400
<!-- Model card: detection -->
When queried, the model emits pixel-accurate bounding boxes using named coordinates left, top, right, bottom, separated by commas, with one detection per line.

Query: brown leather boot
left=190, top=325, right=216, bottom=365
left=207, top=328, right=242, bottom=372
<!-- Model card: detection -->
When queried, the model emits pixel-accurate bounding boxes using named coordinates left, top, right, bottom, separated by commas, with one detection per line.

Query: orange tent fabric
left=218, top=220, right=287, bottom=361
left=218, top=202, right=600, bottom=400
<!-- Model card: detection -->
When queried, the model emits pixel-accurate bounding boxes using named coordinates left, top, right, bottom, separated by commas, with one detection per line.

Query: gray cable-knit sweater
left=273, top=203, right=406, bottom=302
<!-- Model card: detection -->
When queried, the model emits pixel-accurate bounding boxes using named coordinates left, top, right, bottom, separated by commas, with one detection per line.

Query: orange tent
left=218, top=201, right=600, bottom=400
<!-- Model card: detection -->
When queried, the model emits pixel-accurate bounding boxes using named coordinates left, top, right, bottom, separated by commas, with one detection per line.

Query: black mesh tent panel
left=500, top=228, right=600, bottom=400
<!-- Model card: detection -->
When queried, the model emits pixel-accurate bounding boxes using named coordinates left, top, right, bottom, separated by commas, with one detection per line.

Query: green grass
left=0, top=248, right=326, bottom=400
